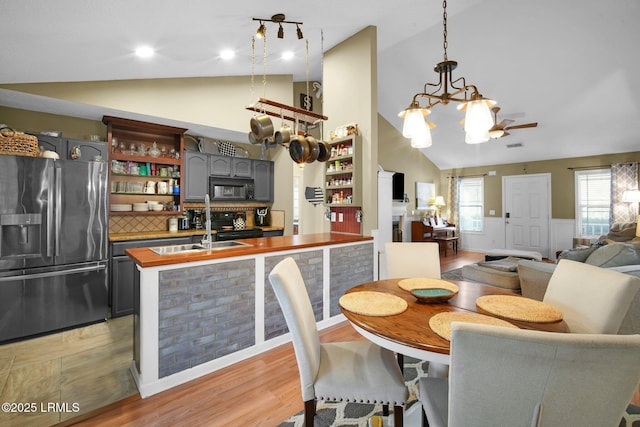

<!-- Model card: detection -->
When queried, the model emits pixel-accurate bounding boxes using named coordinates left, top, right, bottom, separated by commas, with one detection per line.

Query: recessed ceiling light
left=281, top=51, right=294, bottom=60
left=220, top=49, right=235, bottom=60
left=135, top=46, right=155, bottom=58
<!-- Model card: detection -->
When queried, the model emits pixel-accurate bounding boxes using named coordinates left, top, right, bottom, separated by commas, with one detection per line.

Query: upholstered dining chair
left=385, top=242, right=441, bottom=279
left=419, top=322, right=640, bottom=427
left=268, top=257, right=408, bottom=426
left=543, top=259, right=640, bottom=334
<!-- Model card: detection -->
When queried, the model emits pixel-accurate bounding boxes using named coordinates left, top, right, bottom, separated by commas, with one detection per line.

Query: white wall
left=460, top=217, right=575, bottom=259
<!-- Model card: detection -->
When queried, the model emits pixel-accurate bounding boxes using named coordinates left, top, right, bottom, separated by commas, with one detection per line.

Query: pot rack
left=246, top=97, right=328, bottom=130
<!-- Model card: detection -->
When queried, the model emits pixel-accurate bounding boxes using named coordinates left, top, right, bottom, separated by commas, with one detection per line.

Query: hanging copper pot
left=289, top=135, right=310, bottom=164
left=274, top=125, right=292, bottom=145
left=250, top=115, right=274, bottom=140
left=248, top=131, right=260, bottom=145
left=305, top=136, right=319, bottom=163
left=316, top=140, right=331, bottom=162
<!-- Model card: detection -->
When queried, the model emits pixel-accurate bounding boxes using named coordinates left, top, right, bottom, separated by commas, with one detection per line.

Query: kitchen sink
left=149, top=240, right=252, bottom=255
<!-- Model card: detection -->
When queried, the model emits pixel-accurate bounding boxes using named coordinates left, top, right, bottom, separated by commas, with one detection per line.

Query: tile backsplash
left=109, top=215, right=171, bottom=233
left=109, top=209, right=284, bottom=234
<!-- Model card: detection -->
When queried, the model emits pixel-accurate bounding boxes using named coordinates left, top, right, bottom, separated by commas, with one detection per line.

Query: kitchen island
left=126, top=233, right=375, bottom=397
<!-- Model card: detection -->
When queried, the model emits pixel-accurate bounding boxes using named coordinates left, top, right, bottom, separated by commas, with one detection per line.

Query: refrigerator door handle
left=54, top=165, right=62, bottom=257
left=0, top=263, right=106, bottom=282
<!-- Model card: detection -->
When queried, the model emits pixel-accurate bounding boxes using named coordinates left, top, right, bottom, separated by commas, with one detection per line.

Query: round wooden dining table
left=341, top=278, right=568, bottom=366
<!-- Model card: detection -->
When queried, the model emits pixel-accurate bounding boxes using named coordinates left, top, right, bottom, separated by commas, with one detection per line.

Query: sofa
left=518, top=241, right=640, bottom=334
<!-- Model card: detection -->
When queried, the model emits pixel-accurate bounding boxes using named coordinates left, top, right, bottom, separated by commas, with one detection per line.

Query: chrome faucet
left=201, top=194, right=212, bottom=248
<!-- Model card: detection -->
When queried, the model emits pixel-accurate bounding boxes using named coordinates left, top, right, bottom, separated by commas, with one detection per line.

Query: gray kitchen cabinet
left=209, top=155, right=252, bottom=178
left=184, top=152, right=209, bottom=202
left=110, top=237, right=192, bottom=317
left=232, top=158, right=252, bottom=178
left=184, top=153, right=274, bottom=202
left=209, top=155, right=232, bottom=176
left=35, top=134, right=67, bottom=155
left=66, top=138, right=108, bottom=161
left=34, top=135, right=108, bottom=161
left=253, top=159, right=274, bottom=202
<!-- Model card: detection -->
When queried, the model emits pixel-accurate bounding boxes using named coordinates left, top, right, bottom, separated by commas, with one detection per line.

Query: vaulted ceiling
left=1, top=0, right=639, bottom=169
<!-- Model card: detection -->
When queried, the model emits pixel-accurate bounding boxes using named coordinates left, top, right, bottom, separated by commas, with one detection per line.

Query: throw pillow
left=558, top=245, right=598, bottom=263
left=584, top=242, right=640, bottom=268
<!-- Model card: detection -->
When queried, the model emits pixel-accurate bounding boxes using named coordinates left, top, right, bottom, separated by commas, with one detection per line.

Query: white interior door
left=503, top=173, right=551, bottom=258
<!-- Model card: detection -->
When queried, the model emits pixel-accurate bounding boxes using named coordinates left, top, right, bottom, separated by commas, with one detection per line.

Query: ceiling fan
left=489, top=107, right=538, bottom=139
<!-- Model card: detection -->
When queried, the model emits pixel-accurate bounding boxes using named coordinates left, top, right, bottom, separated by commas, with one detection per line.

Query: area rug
left=276, top=357, right=427, bottom=427
left=440, top=267, right=465, bottom=281
left=276, top=351, right=639, bottom=426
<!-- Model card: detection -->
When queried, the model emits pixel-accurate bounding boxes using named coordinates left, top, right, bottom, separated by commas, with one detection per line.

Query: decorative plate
left=198, top=138, right=219, bottom=154
left=184, top=135, right=199, bottom=151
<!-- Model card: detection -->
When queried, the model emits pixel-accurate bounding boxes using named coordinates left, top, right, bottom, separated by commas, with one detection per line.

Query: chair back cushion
left=447, top=323, right=640, bottom=427
left=543, top=259, right=640, bottom=333
left=385, top=242, right=441, bottom=279
left=269, top=257, right=321, bottom=401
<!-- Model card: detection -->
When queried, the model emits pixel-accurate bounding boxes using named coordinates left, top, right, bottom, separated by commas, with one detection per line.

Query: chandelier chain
left=250, top=36, right=255, bottom=102
left=262, top=34, right=267, bottom=98
left=305, top=39, right=310, bottom=111
left=442, top=0, right=448, bottom=61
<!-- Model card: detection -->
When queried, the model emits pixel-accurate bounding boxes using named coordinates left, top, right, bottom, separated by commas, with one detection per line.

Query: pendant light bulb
left=465, top=129, right=490, bottom=144
left=401, top=105, right=431, bottom=139
left=296, top=24, right=304, bottom=39
left=410, top=126, right=433, bottom=148
left=463, top=99, right=493, bottom=144
left=256, top=21, right=266, bottom=39
left=277, top=24, right=284, bottom=39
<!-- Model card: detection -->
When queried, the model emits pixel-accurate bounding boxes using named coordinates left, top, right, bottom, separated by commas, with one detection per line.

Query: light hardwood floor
left=0, top=316, right=137, bottom=427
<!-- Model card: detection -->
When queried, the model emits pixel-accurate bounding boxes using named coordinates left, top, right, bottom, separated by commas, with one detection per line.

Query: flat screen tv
left=392, top=172, right=405, bottom=201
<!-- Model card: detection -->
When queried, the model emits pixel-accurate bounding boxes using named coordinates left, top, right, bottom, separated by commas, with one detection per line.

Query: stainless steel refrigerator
left=0, top=155, right=108, bottom=342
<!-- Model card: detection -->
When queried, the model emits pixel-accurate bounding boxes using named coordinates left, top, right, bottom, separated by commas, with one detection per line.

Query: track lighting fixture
left=252, top=13, right=303, bottom=40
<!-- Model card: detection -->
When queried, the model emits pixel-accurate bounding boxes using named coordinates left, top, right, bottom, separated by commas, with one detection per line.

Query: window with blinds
left=575, top=169, right=611, bottom=237
left=459, top=177, right=484, bottom=232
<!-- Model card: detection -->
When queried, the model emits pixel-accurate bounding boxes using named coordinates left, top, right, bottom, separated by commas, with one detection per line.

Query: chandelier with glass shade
left=399, top=0, right=496, bottom=148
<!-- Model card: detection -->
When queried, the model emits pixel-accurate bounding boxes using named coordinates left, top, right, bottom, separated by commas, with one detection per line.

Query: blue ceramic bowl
left=410, top=288, right=457, bottom=303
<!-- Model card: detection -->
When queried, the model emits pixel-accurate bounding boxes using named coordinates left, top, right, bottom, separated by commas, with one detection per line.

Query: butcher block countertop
left=126, top=233, right=372, bottom=268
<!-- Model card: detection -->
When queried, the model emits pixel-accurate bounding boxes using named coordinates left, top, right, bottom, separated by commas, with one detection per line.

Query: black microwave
left=209, top=177, right=255, bottom=201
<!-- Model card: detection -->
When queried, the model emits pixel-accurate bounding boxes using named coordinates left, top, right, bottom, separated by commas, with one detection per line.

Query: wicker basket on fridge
left=0, top=127, right=40, bottom=157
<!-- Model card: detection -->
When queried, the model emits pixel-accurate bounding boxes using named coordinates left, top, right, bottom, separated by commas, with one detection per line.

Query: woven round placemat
left=429, top=312, right=518, bottom=341
left=339, top=291, right=408, bottom=316
left=398, top=278, right=459, bottom=293
left=476, top=295, right=563, bottom=323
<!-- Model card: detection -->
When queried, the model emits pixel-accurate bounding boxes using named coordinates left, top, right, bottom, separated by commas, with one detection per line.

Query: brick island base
left=126, top=233, right=374, bottom=397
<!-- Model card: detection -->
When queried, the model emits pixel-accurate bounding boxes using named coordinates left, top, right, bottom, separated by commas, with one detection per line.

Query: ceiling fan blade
left=499, top=119, right=515, bottom=127
left=502, top=131, right=511, bottom=137
left=504, top=122, right=538, bottom=130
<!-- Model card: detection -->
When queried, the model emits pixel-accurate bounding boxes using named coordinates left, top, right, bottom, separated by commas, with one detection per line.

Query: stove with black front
left=209, top=211, right=264, bottom=241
